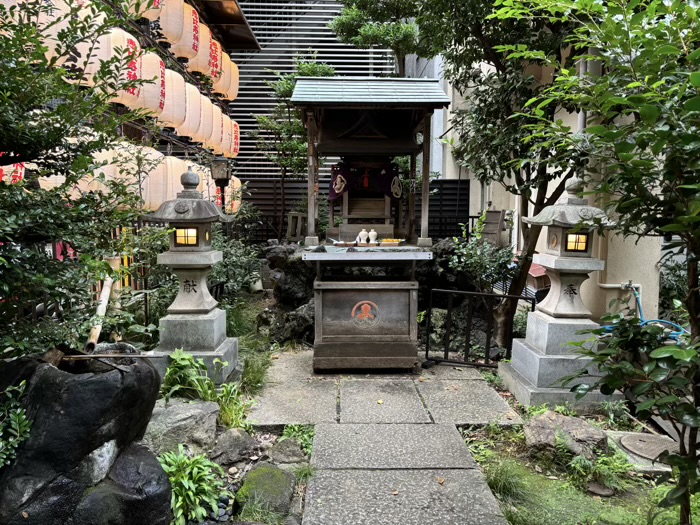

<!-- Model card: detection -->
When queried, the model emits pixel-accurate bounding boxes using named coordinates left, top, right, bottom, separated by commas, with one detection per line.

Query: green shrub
left=279, top=424, right=315, bottom=456
left=158, top=444, right=230, bottom=525
left=0, top=381, right=31, bottom=470
left=566, top=451, right=635, bottom=493
left=240, top=352, right=272, bottom=396
left=659, top=260, right=688, bottom=324
left=512, top=305, right=530, bottom=338
left=161, top=350, right=251, bottom=430
left=210, top=226, right=261, bottom=299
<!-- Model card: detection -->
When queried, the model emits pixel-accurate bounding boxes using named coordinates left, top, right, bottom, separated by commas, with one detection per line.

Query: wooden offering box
left=303, top=249, right=432, bottom=371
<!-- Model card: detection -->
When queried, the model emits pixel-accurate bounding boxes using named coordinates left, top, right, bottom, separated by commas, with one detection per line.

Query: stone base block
left=510, top=339, right=598, bottom=388
left=416, top=237, right=433, bottom=247
left=305, top=236, right=320, bottom=246
left=157, top=308, right=226, bottom=352
left=147, top=337, right=239, bottom=385
left=499, top=362, right=622, bottom=412
left=526, top=311, right=599, bottom=355
left=313, top=342, right=418, bottom=371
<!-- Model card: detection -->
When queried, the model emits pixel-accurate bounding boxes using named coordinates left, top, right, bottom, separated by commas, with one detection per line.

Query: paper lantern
left=225, top=176, right=242, bottom=214
left=191, top=95, right=213, bottom=144
left=208, top=105, right=224, bottom=153
left=38, top=0, right=95, bottom=65
left=226, top=60, right=240, bottom=101
left=157, top=69, right=186, bottom=128
left=154, top=0, right=184, bottom=46
left=109, top=34, right=143, bottom=107
left=139, top=52, right=166, bottom=116
left=137, top=147, right=167, bottom=210
left=73, top=27, right=140, bottom=88
left=223, top=119, right=239, bottom=159
left=127, top=0, right=162, bottom=21
left=170, top=3, right=199, bottom=59
left=212, top=52, right=232, bottom=96
left=174, top=83, right=202, bottom=139
left=187, top=23, right=213, bottom=76
left=0, top=163, right=24, bottom=184
left=209, top=39, right=223, bottom=81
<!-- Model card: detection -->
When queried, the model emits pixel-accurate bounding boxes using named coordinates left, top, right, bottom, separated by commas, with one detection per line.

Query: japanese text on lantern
left=159, top=60, right=166, bottom=110
left=192, top=10, right=199, bottom=53
left=126, top=39, right=139, bottom=96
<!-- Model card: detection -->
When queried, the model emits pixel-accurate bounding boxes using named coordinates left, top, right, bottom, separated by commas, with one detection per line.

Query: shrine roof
left=291, top=77, right=451, bottom=108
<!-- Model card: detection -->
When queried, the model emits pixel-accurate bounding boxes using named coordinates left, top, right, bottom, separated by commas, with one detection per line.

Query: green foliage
left=553, top=403, right=577, bottom=418
left=160, top=350, right=252, bottom=431
left=293, top=464, right=316, bottom=483
left=598, top=400, right=634, bottom=431
left=158, top=444, right=230, bottom=525
left=567, top=451, right=636, bottom=494
left=566, top=312, right=699, bottom=520
left=512, top=305, right=530, bottom=338
left=328, top=0, right=431, bottom=76
left=279, top=424, right=315, bottom=456
left=0, top=381, right=31, bottom=470
left=449, top=213, right=517, bottom=293
left=659, top=260, right=690, bottom=324
left=210, top=226, right=261, bottom=299
left=480, top=370, right=505, bottom=390
left=485, top=459, right=529, bottom=503
left=240, top=351, right=272, bottom=396
left=237, top=495, right=284, bottom=525
left=0, top=1, right=153, bottom=358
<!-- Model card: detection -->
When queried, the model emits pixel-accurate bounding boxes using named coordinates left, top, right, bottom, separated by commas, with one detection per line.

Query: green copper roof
left=291, top=77, right=450, bottom=108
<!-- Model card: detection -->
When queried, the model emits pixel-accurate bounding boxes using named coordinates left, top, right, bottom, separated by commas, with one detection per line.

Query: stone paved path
left=250, top=350, right=518, bottom=525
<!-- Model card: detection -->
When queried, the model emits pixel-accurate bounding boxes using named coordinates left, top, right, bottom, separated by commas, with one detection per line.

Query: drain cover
left=619, top=433, right=679, bottom=462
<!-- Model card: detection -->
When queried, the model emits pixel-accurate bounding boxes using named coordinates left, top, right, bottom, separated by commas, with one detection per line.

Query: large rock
left=209, top=428, right=257, bottom=466
left=236, top=463, right=295, bottom=515
left=72, top=444, right=171, bottom=525
left=268, top=440, right=306, bottom=465
left=141, top=398, right=220, bottom=456
left=0, top=357, right=160, bottom=524
left=265, top=243, right=298, bottom=270
left=274, top=301, right=315, bottom=345
left=525, top=410, right=608, bottom=459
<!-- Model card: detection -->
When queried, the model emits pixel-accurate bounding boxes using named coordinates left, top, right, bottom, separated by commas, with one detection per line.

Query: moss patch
left=236, top=464, right=294, bottom=515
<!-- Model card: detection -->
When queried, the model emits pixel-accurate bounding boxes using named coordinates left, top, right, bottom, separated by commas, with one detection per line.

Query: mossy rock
left=236, top=463, right=295, bottom=515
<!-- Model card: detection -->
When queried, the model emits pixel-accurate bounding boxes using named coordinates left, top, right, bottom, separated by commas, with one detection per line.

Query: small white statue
left=368, top=229, right=378, bottom=243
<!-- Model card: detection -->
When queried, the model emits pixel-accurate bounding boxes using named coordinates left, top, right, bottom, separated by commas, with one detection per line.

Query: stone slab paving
left=248, top=379, right=338, bottom=427
left=312, top=423, right=476, bottom=469
left=303, top=469, right=507, bottom=525
left=419, top=365, right=485, bottom=381
left=417, top=379, right=522, bottom=426
left=339, top=379, right=431, bottom=424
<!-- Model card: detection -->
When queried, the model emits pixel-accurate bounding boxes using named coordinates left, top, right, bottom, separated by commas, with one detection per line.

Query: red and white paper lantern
left=208, top=104, right=224, bottom=153
left=223, top=118, right=240, bottom=159
left=170, top=3, right=199, bottom=59
left=138, top=52, right=166, bottom=117
left=155, top=0, right=184, bottom=46
left=174, top=83, right=203, bottom=139
left=187, top=23, right=213, bottom=76
left=157, top=69, right=186, bottom=128
left=191, top=95, right=213, bottom=144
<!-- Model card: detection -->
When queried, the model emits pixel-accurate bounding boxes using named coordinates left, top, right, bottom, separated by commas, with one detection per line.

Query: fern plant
left=0, top=381, right=31, bottom=470
left=158, top=444, right=230, bottom=525
left=279, top=424, right=315, bottom=456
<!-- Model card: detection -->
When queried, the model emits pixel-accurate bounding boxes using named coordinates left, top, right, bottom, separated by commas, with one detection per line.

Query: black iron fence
left=424, top=288, right=535, bottom=369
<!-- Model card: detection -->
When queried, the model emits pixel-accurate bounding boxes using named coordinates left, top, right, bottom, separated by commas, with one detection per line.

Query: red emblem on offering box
left=351, top=301, right=380, bottom=327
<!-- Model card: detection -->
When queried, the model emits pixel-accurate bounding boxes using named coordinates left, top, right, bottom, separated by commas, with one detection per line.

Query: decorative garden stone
left=0, top=356, right=168, bottom=525
left=524, top=410, right=608, bottom=459
left=500, top=177, right=621, bottom=408
left=209, top=428, right=257, bottom=465
left=145, top=168, right=239, bottom=383
left=236, top=463, right=295, bottom=515
left=141, top=398, right=220, bottom=456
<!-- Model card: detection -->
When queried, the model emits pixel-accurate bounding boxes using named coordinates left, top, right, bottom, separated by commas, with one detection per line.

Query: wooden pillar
left=305, top=110, right=319, bottom=245
left=417, top=113, right=432, bottom=247
left=408, top=153, right=416, bottom=242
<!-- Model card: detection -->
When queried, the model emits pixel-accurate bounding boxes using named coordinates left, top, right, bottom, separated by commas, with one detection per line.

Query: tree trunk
left=396, top=52, right=406, bottom=77
left=493, top=223, right=543, bottom=349
left=279, top=169, right=287, bottom=241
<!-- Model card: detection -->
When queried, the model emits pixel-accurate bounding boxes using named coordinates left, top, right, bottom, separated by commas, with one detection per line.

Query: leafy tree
left=489, top=0, right=700, bottom=522
left=0, top=1, right=149, bottom=357
left=251, top=55, right=334, bottom=239
left=417, top=0, right=582, bottom=346
left=328, top=0, right=428, bottom=77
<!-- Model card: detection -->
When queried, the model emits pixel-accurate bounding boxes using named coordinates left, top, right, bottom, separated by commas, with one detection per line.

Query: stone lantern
left=145, top=168, right=238, bottom=383
left=500, top=177, right=619, bottom=408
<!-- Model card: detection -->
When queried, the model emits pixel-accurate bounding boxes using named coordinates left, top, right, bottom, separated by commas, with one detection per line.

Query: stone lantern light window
left=566, top=232, right=589, bottom=253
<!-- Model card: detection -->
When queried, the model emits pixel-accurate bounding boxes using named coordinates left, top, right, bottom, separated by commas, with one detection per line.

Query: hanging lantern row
left=38, top=143, right=242, bottom=211
left=130, top=0, right=239, bottom=99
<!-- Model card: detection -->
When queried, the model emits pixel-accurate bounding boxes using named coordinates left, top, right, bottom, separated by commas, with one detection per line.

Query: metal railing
left=424, top=288, right=535, bottom=369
